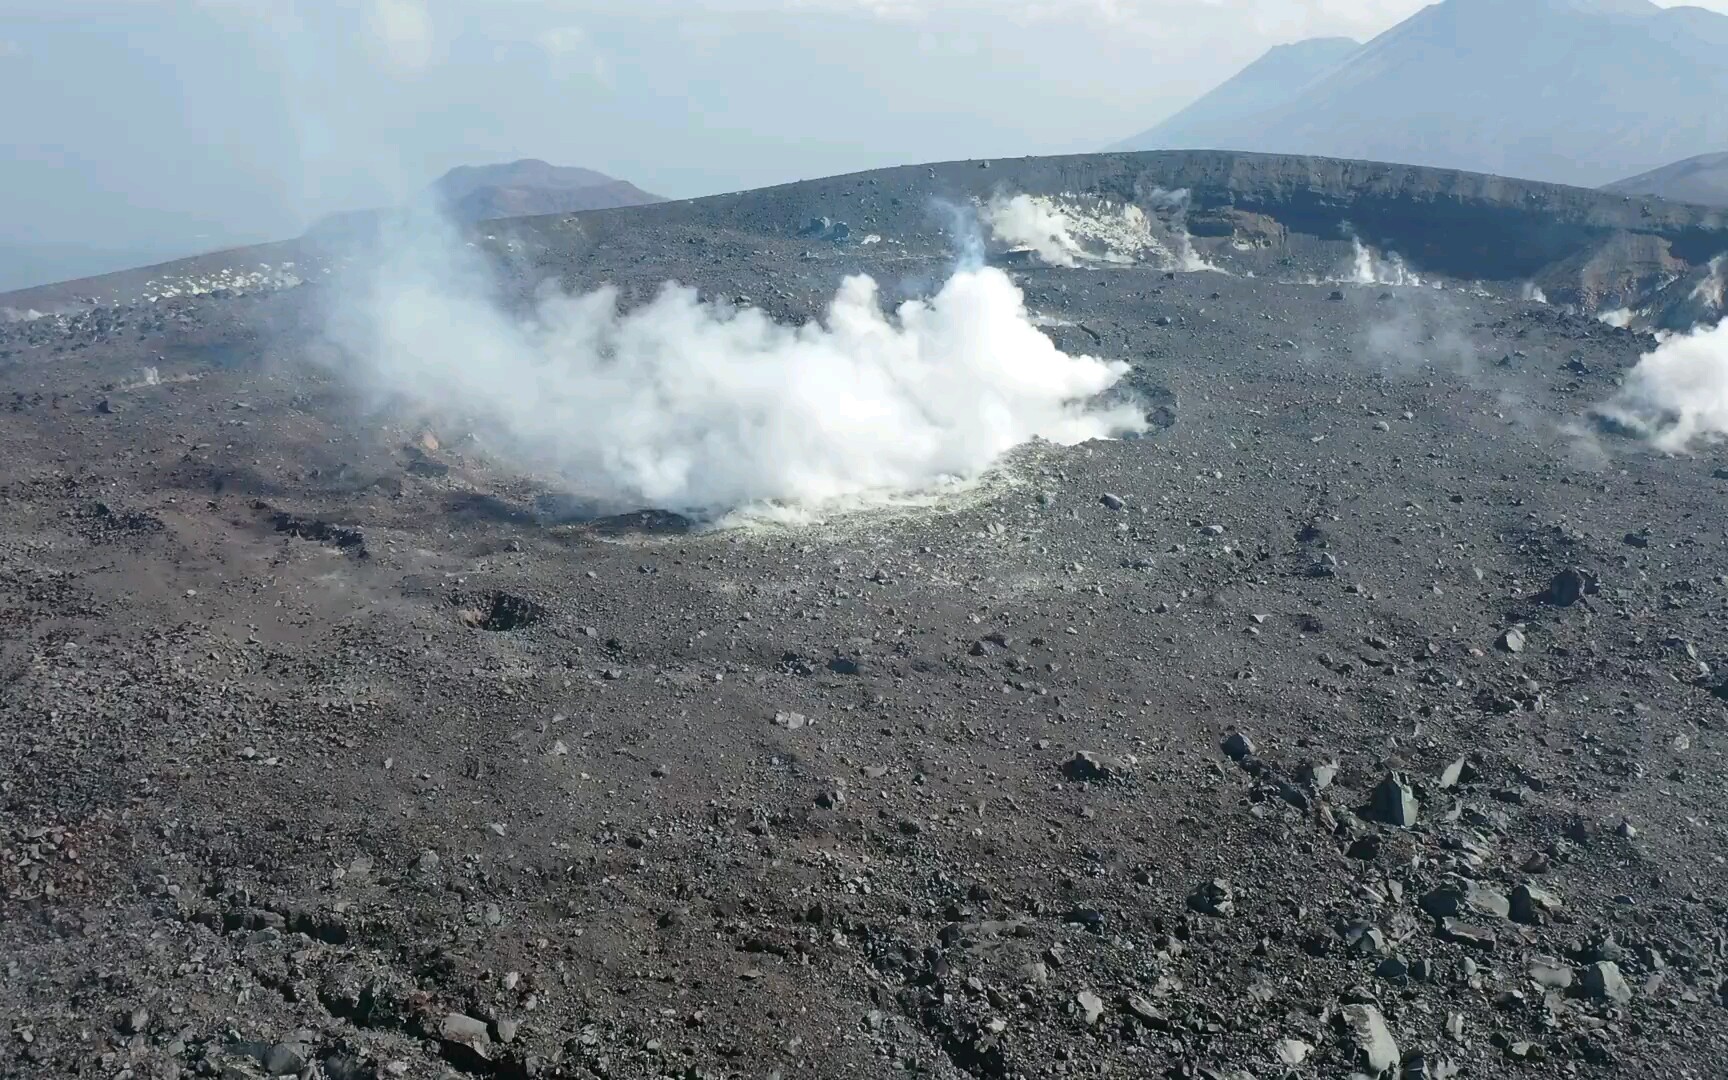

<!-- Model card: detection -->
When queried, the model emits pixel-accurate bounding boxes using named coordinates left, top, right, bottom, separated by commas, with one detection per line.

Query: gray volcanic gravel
left=3, top=152, right=1728, bottom=1080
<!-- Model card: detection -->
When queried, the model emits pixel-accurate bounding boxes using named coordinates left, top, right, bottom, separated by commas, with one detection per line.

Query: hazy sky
left=1, top=0, right=1725, bottom=256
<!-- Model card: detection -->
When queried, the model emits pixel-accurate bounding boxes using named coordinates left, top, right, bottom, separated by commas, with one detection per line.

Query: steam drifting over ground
left=983, top=194, right=1096, bottom=267
left=1599, top=319, right=1728, bottom=451
left=326, top=214, right=1145, bottom=520
left=1693, top=255, right=1726, bottom=312
left=981, top=192, right=1222, bottom=272
left=1350, top=237, right=1424, bottom=287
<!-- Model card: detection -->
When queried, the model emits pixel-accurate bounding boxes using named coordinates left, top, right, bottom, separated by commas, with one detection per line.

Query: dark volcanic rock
left=1584, top=961, right=1633, bottom=1004
left=1, top=148, right=1725, bottom=1080
left=1540, top=567, right=1596, bottom=607
left=1339, top=1003, right=1399, bottom=1075
left=1438, top=919, right=1497, bottom=951
left=1188, top=878, right=1237, bottom=918
left=1368, top=773, right=1419, bottom=827
left=1063, top=751, right=1128, bottom=783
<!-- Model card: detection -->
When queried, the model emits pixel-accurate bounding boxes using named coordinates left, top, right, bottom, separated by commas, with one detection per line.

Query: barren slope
left=3, top=152, right=1728, bottom=1080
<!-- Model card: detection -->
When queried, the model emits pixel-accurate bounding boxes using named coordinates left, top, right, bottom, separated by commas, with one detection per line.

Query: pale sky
left=0, top=0, right=1724, bottom=260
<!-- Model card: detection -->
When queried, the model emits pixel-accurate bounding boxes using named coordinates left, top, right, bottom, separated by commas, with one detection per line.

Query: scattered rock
left=261, top=1041, right=312, bottom=1076
left=1188, top=878, right=1237, bottom=917
left=1401, top=1052, right=1457, bottom=1080
left=1125, top=994, right=1169, bottom=1028
left=439, top=1013, right=492, bottom=1059
left=1420, top=882, right=1510, bottom=920
left=1529, top=956, right=1574, bottom=990
left=1368, top=773, right=1419, bottom=827
left=1298, top=759, right=1338, bottom=790
left=1099, top=493, right=1126, bottom=511
left=1339, top=1003, right=1400, bottom=1075
left=1348, top=833, right=1383, bottom=861
left=1510, top=883, right=1562, bottom=924
left=1221, top=730, right=1256, bottom=762
left=1062, top=751, right=1127, bottom=783
left=1437, top=919, right=1496, bottom=951
left=1275, top=1038, right=1312, bottom=1067
left=1499, top=626, right=1527, bottom=654
left=1076, top=990, right=1105, bottom=1026
left=1437, top=756, right=1467, bottom=789
left=1584, top=961, right=1632, bottom=1004
left=1541, top=567, right=1596, bottom=607
left=1344, top=920, right=1391, bottom=957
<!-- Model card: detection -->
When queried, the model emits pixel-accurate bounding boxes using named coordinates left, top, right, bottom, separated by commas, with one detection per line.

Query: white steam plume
left=1598, top=320, right=1728, bottom=452
left=1142, top=187, right=1226, bottom=273
left=984, top=194, right=1091, bottom=267
left=980, top=192, right=1224, bottom=273
left=326, top=213, right=1145, bottom=519
left=1691, top=255, right=1725, bottom=311
left=1350, top=237, right=1423, bottom=287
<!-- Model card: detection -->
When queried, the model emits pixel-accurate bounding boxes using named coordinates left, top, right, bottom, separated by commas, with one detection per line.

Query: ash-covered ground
left=3, top=151, right=1728, bottom=1080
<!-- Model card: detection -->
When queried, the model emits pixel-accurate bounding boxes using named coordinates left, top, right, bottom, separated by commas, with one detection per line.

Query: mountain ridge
left=1605, top=151, right=1728, bottom=208
left=1113, top=0, right=1728, bottom=187
left=302, top=159, right=665, bottom=243
left=430, top=159, right=665, bottom=220
left=1110, top=37, right=1360, bottom=153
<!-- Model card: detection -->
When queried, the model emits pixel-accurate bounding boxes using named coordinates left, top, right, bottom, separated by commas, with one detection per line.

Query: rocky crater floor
left=2, top=152, right=1728, bottom=1080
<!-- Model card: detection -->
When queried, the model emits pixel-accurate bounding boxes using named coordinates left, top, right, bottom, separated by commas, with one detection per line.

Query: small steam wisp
left=1350, top=237, right=1423, bottom=287
left=1691, top=255, right=1725, bottom=311
left=328, top=213, right=1145, bottom=520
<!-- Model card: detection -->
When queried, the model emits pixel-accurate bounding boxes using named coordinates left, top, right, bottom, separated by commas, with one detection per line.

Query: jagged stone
left=1340, top=1003, right=1400, bottom=1075
left=1369, top=773, right=1419, bottom=827
left=1584, top=961, right=1632, bottom=1004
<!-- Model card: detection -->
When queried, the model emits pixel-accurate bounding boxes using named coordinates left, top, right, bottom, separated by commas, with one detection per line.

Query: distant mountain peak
left=306, top=160, right=665, bottom=241
left=430, top=160, right=632, bottom=208
left=1605, top=151, right=1728, bottom=208
left=1109, top=36, right=1358, bottom=153
left=1112, top=0, right=1728, bottom=187
left=1436, top=0, right=1657, bottom=12
left=1264, top=35, right=1359, bottom=54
